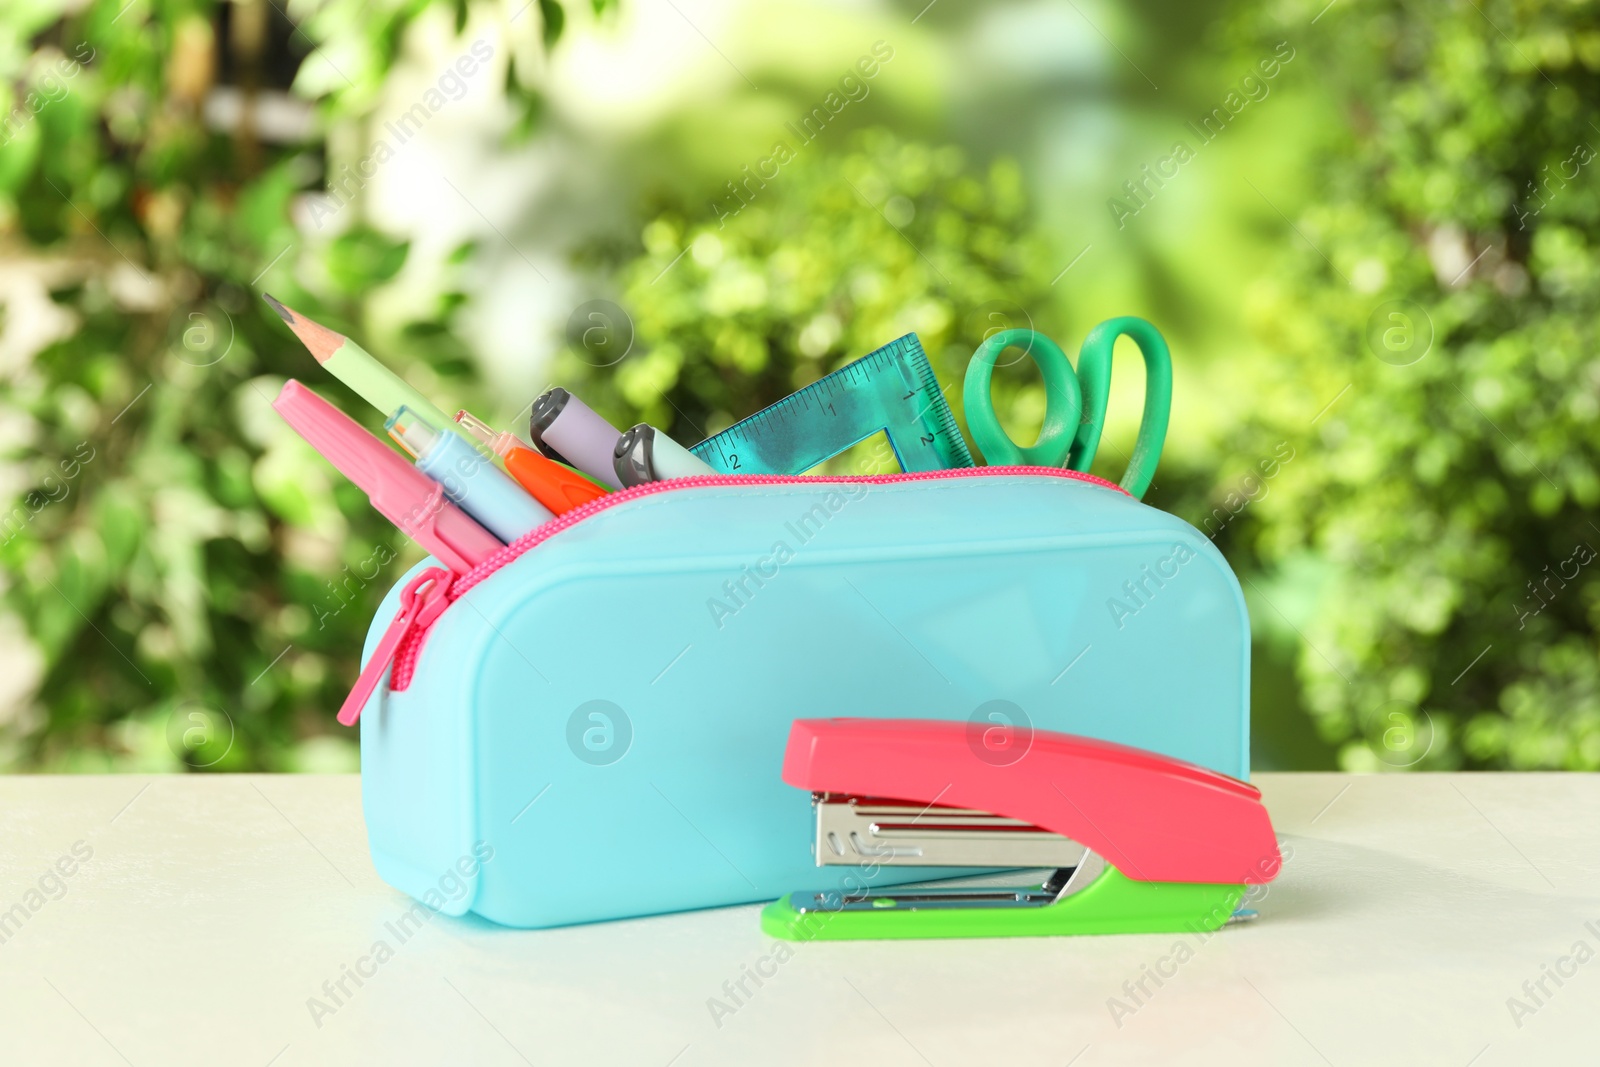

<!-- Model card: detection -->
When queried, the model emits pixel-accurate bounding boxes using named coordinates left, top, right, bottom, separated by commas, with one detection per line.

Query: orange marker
left=455, top=410, right=609, bottom=515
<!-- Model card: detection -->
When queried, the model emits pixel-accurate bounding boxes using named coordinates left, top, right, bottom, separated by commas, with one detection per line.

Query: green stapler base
left=760, top=867, right=1246, bottom=941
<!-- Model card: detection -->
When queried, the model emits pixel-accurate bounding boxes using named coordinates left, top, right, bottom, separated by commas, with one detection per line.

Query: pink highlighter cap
left=273, top=380, right=501, bottom=573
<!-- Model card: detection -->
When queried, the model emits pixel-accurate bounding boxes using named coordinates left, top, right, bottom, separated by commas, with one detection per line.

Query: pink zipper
left=348, top=465, right=1125, bottom=718
left=337, top=565, right=453, bottom=725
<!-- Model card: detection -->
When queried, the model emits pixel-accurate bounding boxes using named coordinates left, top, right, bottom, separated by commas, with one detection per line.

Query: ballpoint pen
left=455, top=409, right=609, bottom=515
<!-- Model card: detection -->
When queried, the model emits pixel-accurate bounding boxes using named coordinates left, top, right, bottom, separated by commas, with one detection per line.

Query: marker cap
left=614, top=423, right=717, bottom=486
left=529, top=388, right=572, bottom=462
left=614, top=424, right=653, bottom=487
left=528, top=387, right=624, bottom=489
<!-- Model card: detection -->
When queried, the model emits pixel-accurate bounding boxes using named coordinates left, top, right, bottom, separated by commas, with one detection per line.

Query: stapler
left=762, top=719, right=1282, bottom=940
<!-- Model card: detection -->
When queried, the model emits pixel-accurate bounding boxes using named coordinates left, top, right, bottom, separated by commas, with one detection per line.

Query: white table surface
left=0, top=772, right=1595, bottom=1066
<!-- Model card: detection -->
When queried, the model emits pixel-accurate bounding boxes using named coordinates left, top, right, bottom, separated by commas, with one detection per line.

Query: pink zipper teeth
left=452, top=465, right=1126, bottom=598
left=380, top=465, right=1124, bottom=697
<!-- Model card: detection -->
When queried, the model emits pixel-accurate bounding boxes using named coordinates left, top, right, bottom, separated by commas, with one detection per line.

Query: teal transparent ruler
left=689, top=334, right=975, bottom=475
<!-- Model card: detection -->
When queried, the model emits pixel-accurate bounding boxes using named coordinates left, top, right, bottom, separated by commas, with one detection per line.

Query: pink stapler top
left=781, top=718, right=1280, bottom=886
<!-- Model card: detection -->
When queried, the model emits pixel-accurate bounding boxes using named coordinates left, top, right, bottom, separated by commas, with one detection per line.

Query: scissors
left=961, top=317, right=1172, bottom=499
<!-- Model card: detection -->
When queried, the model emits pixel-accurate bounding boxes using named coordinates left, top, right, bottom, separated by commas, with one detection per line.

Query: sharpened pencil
left=263, top=294, right=458, bottom=432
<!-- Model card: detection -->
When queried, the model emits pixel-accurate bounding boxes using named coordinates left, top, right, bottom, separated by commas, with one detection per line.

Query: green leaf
left=324, top=228, right=410, bottom=297
left=539, top=0, right=565, bottom=49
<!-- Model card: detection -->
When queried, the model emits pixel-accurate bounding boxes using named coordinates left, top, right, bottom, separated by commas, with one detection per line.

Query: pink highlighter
left=273, top=380, right=501, bottom=575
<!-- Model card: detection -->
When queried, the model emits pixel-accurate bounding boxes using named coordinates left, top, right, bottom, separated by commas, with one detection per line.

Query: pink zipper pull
left=337, top=567, right=454, bottom=726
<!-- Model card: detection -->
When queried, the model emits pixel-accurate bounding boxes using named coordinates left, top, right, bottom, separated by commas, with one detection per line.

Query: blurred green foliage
left=1227, top=0, right=1600, bottom=768
left=559, top=131, right=1073, bottom=470
left=0, top=0, right=570, bottom=770
left=2, top=0, right=1595, bottom=774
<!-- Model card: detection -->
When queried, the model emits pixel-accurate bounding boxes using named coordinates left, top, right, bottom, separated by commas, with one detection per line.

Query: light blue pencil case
left=352, top=467, right=1250, bottom=928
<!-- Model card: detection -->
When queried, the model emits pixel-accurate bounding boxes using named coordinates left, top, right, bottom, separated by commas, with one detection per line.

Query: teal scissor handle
left=1071, top=316, right=1172, bottom=500
left=962, top=328, right=1082, bottom=468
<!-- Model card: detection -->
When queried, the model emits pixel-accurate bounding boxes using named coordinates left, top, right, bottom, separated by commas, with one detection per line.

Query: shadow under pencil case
left=351, top=467, right=1251, bottom=929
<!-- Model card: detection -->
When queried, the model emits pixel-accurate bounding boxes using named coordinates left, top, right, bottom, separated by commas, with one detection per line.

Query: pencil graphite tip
left=262, top=292, right=294, bottom=324
left=263, top=295, right=346, bottom=364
